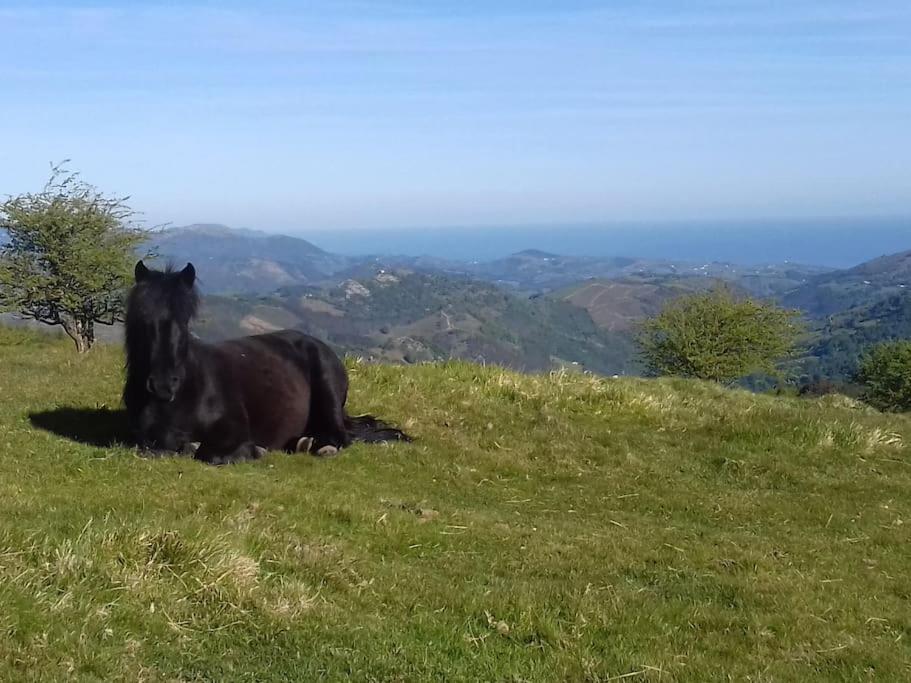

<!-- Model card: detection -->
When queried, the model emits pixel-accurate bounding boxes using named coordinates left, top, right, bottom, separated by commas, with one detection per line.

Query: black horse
left=123, top=261, right=409, bottom=464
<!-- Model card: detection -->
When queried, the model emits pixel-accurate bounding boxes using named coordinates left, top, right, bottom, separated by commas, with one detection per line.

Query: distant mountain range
left=150, top=224, right=831, bottom=296
left=146, top=224, right=910, bottom=383
left=3, top=223, right=907, bottom=383
left=782, top=249, right=911, bottom=317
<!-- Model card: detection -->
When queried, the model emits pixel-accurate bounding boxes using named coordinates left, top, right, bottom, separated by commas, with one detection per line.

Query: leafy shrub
left=637, top=287, right=803, bottom=383
left=0, top=164, right=148, bottom=352
left=857, top=341, right=911, bottom=412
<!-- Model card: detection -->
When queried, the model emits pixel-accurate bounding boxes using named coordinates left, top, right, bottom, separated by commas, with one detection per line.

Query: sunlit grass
left=0, top=326, right=909, bottom=681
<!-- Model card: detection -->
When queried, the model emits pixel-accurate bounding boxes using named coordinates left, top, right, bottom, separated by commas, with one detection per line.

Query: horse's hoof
left=295, top=437, right=314, bottom=454
left=253, top=446, right=267, bottom=459
left=183, top=442, right=201, bottom=455
left=315, top=445, right=339, bottom=457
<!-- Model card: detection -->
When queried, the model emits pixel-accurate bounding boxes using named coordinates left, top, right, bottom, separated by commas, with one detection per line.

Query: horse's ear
left=180, top=262, right=196, bottom=288
left=135, top=260, right=150, bottom=283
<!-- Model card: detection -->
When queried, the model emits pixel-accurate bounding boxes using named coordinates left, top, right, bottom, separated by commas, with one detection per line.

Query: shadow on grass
left=29, top=407, right=134, bottom=448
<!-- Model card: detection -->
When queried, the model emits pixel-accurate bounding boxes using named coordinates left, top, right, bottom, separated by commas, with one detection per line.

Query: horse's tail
left=344, top=414, right=412, bottom=444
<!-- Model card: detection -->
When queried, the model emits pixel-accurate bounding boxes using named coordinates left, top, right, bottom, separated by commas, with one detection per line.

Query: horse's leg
left=134, top=403, right=193, bottom=457
left=306, top=347, right=351, bottom=455
left=187, top=441, right=266, bottom=457
left=194, top=418, right=263, bottom=465
left=195, top=438, right=262, bottom=465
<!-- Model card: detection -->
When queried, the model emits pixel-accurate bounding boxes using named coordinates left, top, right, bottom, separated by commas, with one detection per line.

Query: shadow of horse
left=29, top=407, right=134, bottom=448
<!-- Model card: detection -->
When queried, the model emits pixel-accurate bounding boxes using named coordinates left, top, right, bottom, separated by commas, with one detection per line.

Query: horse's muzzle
left=147, top=376, right=179, bottom=402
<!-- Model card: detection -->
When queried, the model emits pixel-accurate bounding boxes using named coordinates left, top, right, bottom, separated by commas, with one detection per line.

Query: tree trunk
left=62, top=317, right=95, bottom=353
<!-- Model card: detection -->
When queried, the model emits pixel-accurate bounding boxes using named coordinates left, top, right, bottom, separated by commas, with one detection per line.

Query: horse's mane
left=124, top=264, right=200, bottom=380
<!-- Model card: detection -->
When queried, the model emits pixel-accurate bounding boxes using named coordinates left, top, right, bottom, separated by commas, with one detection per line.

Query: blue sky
left=1, top=1, right=909, bottom=232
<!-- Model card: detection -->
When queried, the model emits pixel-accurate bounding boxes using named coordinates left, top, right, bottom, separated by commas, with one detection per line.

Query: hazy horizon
left=167, top=216, right=909, bottom=268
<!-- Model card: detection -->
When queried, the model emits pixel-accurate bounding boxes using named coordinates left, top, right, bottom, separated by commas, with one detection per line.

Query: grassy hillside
left=1, top=327, right=910, bottom=681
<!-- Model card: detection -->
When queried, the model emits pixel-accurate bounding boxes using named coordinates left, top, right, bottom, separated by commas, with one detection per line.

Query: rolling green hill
left=801, top=292, right=911, bottom=384
left=2, top=328, right=910, bottom=680
left=780, top=251, right=911, bottom=385
left=195, top=270, right=639, bottom=376
left=150, top=224, right=352, bottom=294
left=556, top=277, right=719, bottom=332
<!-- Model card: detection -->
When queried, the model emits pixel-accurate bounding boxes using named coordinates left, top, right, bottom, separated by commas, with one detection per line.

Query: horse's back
left=210, top=330, right=348, bottom=449
left=207, top=331, right=317, bottom=448
left=257, top=330, right=348, bottom=401
left=221, top=330, right=343, bottom=373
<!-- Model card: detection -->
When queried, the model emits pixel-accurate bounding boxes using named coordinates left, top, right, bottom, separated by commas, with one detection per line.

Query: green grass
left=0, top=325, right=909, bottom=681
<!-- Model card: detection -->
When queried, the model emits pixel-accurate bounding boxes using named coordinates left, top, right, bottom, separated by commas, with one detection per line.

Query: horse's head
left=126, top=260, right=198, bottom=401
